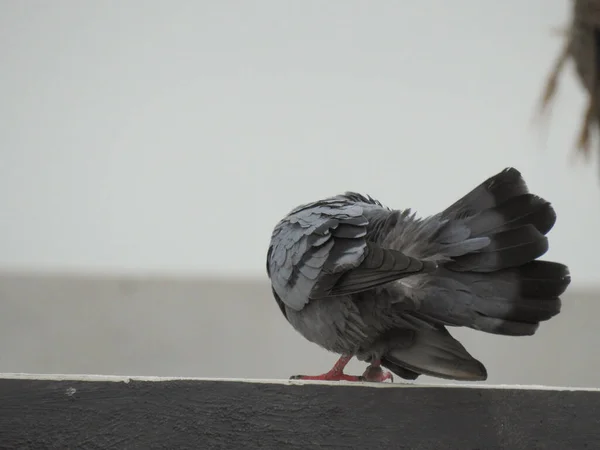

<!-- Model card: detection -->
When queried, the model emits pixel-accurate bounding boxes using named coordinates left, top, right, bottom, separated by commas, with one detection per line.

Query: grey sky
left=1, top=1, right=597, bottom=285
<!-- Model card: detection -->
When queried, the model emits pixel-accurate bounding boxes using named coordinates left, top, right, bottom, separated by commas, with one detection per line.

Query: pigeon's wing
left=267, top=200, right=436, bottom=312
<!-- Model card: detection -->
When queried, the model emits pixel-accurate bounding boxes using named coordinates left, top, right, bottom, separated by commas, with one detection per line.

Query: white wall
left=1, top=274, right=597, bottom=388
left=1, top=1, right=597, bottom=285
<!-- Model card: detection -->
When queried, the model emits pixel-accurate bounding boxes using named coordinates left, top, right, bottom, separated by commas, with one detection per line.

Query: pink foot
left=289, top=372, right=364, bottom=382
left=289, top=354, right=365, bottom=382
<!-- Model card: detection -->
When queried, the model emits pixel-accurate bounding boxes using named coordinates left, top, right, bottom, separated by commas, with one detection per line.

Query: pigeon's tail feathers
left=460, top=191, right=556, bottom=238
left=441, top=167, right=530, bottom=220
left=444, top=223, right=550, bottom=273
left=411, top=167, right=571, bottom=336
left=417, top=261, right=570, bottom=337
left=431, top=168, right=557, bottom=271
left=381, top=327, right=487, bottom=381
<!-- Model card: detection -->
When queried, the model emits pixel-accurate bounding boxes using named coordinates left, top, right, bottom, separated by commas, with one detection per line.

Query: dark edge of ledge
left=1, top=376, right=599, bottom=450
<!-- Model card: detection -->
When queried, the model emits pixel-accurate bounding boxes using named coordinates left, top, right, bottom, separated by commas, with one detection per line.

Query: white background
left=1, top=1, right=597, bottom=286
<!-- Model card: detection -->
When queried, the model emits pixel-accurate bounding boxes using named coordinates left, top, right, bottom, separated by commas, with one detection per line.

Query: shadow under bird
left=266, top=168, right=571, bottom=383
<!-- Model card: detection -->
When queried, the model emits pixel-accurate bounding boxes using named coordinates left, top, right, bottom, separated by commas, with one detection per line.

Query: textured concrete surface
left=1, top=376, right=600, bottom=450
left=0, top=272, right=598, bottom=387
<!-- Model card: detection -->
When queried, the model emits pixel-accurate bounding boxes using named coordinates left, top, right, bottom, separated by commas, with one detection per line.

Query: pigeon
left=266, top=167, right=571, bottom=383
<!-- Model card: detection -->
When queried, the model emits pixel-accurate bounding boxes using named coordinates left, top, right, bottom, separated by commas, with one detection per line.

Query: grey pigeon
left=266, top=168, right=571, bottom=382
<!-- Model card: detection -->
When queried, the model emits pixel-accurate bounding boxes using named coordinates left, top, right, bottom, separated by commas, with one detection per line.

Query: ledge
left=2, top=374, right=600, bottom=450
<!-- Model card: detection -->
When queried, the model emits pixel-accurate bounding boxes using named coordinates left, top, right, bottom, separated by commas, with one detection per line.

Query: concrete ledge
left=1, top=374, right=600, bottom=449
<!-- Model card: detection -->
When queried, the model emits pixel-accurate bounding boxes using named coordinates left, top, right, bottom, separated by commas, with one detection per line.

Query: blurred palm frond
left=539, top=0, right=600, bottom=161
